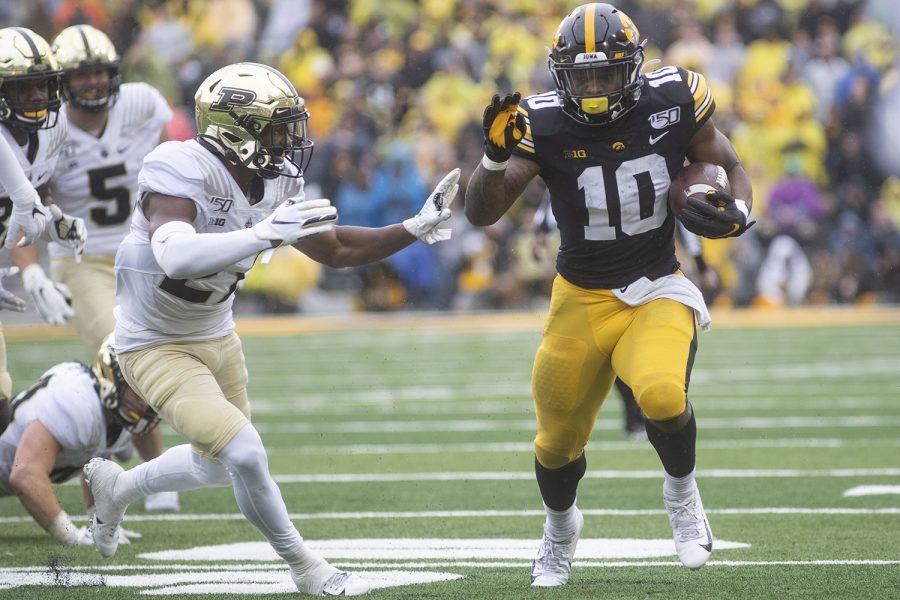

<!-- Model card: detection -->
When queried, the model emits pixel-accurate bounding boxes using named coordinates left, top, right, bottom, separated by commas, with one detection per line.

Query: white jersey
left=0, top=115, right=68, bottom=240
left=48, top=83, right=172, bottom=259
left=114, top=139, right=303, bottom=351
left=0, top=362, right=132, bottom=497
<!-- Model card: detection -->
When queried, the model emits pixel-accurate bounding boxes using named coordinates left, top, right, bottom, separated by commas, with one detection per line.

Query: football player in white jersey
left=83, top=61, right=458, bottom=597
left=27, top=24, right=173, bottom=353
left=9, top=25, right=180, bottom=512
left=0, top=27, right=86, bottom=437
left=0, top=336, right=159, bottom=546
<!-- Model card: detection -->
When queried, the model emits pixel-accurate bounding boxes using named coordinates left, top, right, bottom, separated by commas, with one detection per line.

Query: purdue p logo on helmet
left=0, top=27, right=63, bottom=131
left=52, top=24, right=121, bottom=112
left=195, top=62, right=314, bottom=179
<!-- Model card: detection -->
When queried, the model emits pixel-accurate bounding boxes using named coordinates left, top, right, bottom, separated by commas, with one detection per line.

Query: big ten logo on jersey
left=210, top=197, right=233, bottom=213
left=564, top=149, right=590, bottom=159
left=207, top=217, right=226, bottom=227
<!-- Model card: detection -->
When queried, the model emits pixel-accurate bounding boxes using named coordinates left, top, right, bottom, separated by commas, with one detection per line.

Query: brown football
left=667, top=162, right=731, bottom=215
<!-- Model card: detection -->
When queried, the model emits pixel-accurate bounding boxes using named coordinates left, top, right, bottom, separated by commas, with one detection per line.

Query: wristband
left=734, top=199, right=749, bottom=219
left=481, top=154, right=508, bottom=171
left=47, top=510, right=78, bottom=543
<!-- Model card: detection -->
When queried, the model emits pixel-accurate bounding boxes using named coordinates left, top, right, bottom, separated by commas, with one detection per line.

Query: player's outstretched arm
left=295, top=168, right=460, bottom=268
left=145, top=193, right=336, bottom=279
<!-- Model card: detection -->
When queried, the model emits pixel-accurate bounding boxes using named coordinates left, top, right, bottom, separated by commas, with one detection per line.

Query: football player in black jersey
left=465, top=2, right=754, bottom=586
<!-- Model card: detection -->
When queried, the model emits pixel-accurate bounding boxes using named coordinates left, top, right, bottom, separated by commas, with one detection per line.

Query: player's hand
left=45, top=205, right=87, bottom=263
left=402, top=168, right=459, bottom=244
left=0, top=266, right=26, bottom=312
left=253, top=198, right=336, bottom=247
left=678, top=191, right=755, bottom=239
left=22, top=264, right=74, bottom=325
left=3, top=188, right=49, bottom=249
left=482, top=92, right=526, bottom=163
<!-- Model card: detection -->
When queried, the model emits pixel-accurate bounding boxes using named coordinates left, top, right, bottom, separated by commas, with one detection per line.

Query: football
left=667, top=162, right=731, bottom=215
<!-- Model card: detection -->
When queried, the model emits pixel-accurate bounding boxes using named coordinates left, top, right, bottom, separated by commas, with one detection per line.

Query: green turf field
left=2, top=314, right=899, bottom=599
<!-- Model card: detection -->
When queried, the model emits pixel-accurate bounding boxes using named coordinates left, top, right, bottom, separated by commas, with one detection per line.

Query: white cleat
left=665, top=486, right=713, bottom=570
left=83, top=457, right=128, bottom=558
left=530, top=508, right=584, bottom=587
left=291, top=560, right=371, bottom=596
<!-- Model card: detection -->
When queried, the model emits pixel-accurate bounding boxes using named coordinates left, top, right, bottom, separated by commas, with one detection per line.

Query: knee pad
left=636, top=378, right=686, bottom=421
left=219, top=425, right=269, bottom=476
left=534, top=439, right=582, bottom=471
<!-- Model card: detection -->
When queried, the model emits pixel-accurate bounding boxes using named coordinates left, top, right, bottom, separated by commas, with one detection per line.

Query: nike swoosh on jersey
left=649, top=131, right=670, bottom=145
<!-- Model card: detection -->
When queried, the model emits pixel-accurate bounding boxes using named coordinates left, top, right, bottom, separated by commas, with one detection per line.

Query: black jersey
left=512, top=67, right=715, bottom=289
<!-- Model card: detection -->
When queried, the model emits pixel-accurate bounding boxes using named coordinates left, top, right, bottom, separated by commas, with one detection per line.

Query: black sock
left=535, top=453, right=587, bottom=511
left=0, top=398, right=9, bottom=437
left=646, top=411, right=696, bottom=477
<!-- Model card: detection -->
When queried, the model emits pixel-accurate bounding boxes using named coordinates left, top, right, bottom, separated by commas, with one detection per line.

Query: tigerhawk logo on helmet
left=195, top=62, right=313, bottom=179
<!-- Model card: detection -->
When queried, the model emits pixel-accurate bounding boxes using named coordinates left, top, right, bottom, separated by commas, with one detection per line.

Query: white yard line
left=2, top=507, right=898, bottom=525
left=265, top=437, right=895, bottom=455
left=253, top=415, right=900, bottom=434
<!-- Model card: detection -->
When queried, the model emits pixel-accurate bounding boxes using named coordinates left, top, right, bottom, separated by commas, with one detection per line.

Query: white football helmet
left=194, top=62, right=313, bottom=179
left=93, top=335, right=159, bottom=437
left=0, top=27, right=62, bottom=131
left=52, top=24, right=121, bottom=112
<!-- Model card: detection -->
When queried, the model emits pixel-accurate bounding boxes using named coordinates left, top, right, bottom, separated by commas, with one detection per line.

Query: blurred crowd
left=7, top=0, right=900, bottom=312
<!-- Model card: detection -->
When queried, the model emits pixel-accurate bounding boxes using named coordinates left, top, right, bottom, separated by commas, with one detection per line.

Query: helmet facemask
left=230, top=105, right=314, bottom=179
left=63, top=65, right=121, bottom=112
left=0, top=69, right=62, bottom=131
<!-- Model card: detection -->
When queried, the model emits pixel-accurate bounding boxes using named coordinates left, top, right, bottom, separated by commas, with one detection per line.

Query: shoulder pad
left=643, top=67, right=715, bottom=125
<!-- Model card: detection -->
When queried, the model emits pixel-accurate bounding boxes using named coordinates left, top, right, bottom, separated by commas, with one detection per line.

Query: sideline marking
left=843, top=485, right=900, bottom=497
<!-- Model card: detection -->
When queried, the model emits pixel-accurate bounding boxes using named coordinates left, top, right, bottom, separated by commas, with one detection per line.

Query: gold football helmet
left=52, top=24, right=121, bottom=111
left=194, top=62, right=313, bottom=179
left=0, top=27, right=62, bottom=130
left=93, top=335, right=159, bottom=437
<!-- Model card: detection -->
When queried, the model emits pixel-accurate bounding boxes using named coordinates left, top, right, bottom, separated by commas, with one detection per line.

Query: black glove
left=482, top=92, right=526, bottom=163
left=678, top=190, right=755, bottom=239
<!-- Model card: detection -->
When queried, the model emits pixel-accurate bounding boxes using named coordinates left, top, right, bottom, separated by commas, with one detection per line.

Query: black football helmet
left=549, top=3, right=645, bottom=126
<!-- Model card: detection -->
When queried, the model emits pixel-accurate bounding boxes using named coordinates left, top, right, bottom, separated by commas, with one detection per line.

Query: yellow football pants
left=532, top=275, right=697, bottom=468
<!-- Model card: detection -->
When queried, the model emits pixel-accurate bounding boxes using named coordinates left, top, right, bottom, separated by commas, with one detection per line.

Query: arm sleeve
left=151, top=220, right=270, bottom=279
left=0, top=134, right=39, bottom=206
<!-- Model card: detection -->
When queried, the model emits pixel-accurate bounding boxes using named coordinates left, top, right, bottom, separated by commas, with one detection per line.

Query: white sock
left=218, top=424, right=305, bottom=562
left=121, top=444, right=231, bottom=505
left=663, top=468, right=697, bottom=500
left=543, top=502, right=580, bottom=541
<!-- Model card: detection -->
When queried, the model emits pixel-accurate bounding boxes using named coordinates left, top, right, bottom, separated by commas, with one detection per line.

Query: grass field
left=2, top=310, right=899, bottom=599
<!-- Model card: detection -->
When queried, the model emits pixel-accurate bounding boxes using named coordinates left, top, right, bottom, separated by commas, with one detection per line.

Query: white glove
left=145, top=490, right=181, bottom=512
left=45, top=204, right=87, bottom=263
left=253, top=198, right=337, bottom=247
left=21, top=264, right=73, bottom=324
left=0, top=266, right=25, bottom=312
left=402, top=168, right=459, bottom=244
left=3, top=187, right=49, bottom=249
